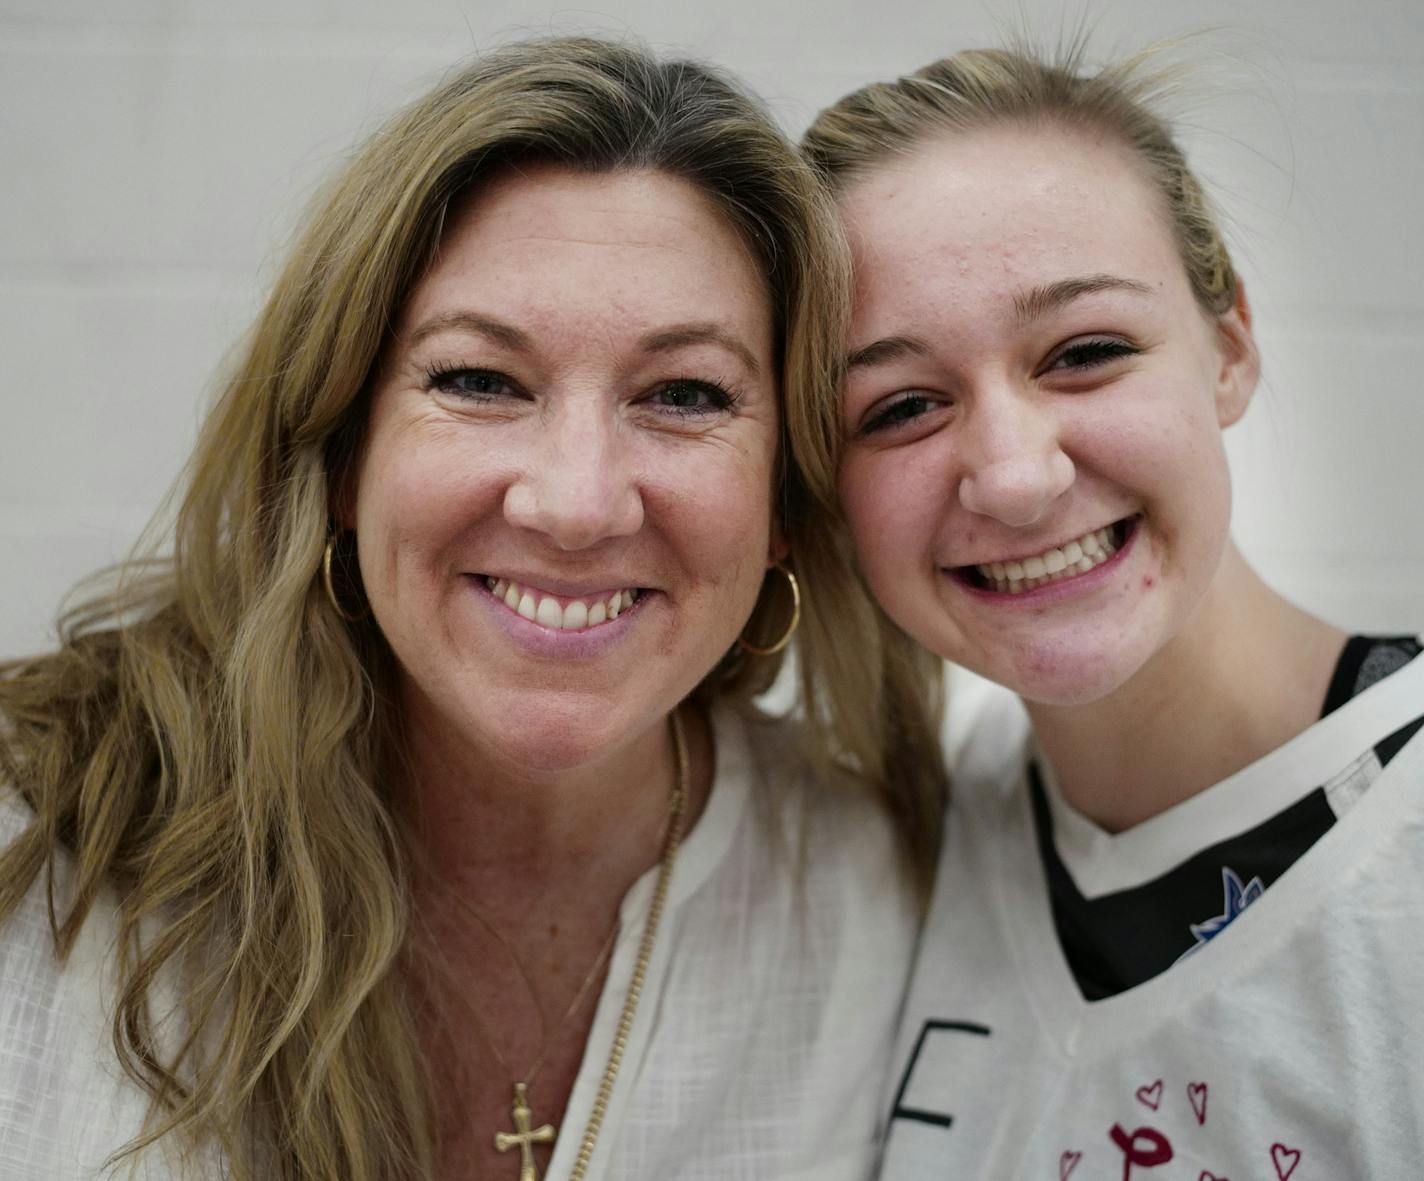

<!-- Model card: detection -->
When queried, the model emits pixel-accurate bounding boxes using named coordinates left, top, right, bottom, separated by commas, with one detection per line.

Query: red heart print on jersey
left=1187, top=1082, right=1208, bottom=1126
left=1059, top=1149, right=1082, bottom=1179
left=1271, top=1143, right=1301, bottom=1180
left=1134, top=1080, right=1163, bottom=1111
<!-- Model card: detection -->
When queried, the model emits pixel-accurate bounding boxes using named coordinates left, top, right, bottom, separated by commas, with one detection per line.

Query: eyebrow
left=640, top=322, right=761, bottom=376
left=406, top=313, right=760, bottom=375
left=408, top=311, right=530, bottom=351
left=1013, top=274, right=1154, bottom=323
left=846, top=335, right=932, bottom=371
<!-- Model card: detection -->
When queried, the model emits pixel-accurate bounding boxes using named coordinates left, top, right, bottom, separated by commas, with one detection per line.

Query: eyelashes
left=853, top=336, right=1142, bottom=438
left=858, top=393, right=936, bottom=437
left=647, top=377, right=742, bottom=417
left=421, top=364, right=743, bottom=419
left=423, top=365, right=517, bottom=400
left=1046, top=337, right=1140, bottom=371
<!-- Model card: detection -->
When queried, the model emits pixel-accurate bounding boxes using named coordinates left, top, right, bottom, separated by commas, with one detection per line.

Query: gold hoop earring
left=322, top=534, right=368, bottom=622
left=737, top=563, right=801, bottom=656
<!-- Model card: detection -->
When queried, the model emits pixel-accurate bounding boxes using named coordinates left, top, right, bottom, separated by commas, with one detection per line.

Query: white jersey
left=881, top=651, right=1424, bottom=1181
left=1, top=704, right=916, bottom=1180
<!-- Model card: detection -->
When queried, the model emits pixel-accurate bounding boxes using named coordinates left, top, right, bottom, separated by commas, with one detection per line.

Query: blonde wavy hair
left=0, top=36, right=937, bottom=1181
left=788, top=43, right=1245, bottom=875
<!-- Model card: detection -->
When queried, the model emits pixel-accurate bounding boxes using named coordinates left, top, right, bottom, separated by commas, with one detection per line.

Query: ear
left=328, top=443, right=363, bottom=533
left=327, top=456, right=357, bottom=532
left=1212, top=281, right=1261, bottom=429
left=326, top=403, right=372, bottom=533
left=767, top=521, right=790, bottom=567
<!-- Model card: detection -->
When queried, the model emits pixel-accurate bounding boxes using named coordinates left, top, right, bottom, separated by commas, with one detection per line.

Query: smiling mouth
left=957, top=517, right=1137, bottom=595
left=482, top=577, right=643, bottom=631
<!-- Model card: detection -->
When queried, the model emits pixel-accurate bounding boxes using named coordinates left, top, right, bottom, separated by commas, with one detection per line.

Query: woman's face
left=351, top=163, right=780, bottom=772
left=837, top=125, right=1259, bottom=706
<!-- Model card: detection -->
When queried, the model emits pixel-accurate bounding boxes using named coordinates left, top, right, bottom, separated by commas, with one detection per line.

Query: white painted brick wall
left=2, top=0, right=1420, bottom=661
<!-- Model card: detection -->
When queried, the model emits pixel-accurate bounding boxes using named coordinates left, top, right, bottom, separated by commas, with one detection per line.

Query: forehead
left=400, top=162, right=769, bottom=335
left=838, top=124, right=1182, bottom=304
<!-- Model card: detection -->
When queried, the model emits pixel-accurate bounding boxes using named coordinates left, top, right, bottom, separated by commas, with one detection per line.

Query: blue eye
left=425, top=366, right=518, bottom=400
left=1048, top=338, right=1139, bottom=371
left=650, top=379, right=738, bottom=416
left=859, top=393, right=935, bottom=436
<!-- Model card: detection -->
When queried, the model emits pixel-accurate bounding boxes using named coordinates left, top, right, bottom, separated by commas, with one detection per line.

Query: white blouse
left=0, top=704, right=918, bottom=1179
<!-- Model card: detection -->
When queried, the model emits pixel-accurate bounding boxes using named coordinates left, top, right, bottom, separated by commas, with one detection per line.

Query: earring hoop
left=322, top=534, right=368, bottom=622
left=737, top=563, right=801, bottom=656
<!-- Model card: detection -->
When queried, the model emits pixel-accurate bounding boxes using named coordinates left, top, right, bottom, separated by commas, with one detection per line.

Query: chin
left=982, top=637, right=1149, bottom=710
left=491, top=695, right=646, bottom=772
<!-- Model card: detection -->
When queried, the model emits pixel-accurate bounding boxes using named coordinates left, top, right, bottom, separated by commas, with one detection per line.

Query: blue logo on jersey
left=1177, top=866, right=1266, bottom=962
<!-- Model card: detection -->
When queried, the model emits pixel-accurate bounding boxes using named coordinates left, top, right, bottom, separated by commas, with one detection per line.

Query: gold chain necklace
left=489, top=708, right=689, bottom=1181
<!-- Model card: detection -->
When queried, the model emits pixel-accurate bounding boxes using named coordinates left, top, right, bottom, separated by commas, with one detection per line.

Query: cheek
left=651, top=437, right=777, bottom=589
left=1076, top=389, right=1235, bottom=576
left=354, top=435, right=502, bottom=588
left=839, top=449, right=936, bottom=584
left=715, top=456, right=777, bottom=573
left=1077, top=387, right=1225, bottom=496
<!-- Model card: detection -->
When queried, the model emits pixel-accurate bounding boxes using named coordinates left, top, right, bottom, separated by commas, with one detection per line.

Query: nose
left=502, top=401, right=644, bottom=550
left=956, top=391, right=1074, bottom=527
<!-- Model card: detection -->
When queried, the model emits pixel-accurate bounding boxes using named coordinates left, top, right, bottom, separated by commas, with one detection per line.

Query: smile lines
left=484, top=577, right=639, bottom=631
left=968, top=520, right=1128, bottom=595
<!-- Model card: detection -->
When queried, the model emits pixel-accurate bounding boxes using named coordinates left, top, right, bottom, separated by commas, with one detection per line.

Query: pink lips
left=956, top=517, right=1138, bottom=605
left=467, top=574, right=650, bottom=659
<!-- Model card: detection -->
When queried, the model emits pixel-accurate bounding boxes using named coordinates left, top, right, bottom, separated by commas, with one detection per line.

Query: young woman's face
left=350, top=163, right=781, bottom=773
left=837, top=125, right=1259, bottom=705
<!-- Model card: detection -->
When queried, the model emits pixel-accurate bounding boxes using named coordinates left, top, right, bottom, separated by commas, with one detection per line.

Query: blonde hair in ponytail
left=787, top=41, right=1245, bottom=897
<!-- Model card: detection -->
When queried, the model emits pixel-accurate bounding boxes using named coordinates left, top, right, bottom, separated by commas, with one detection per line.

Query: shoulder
left=0, top=790, right=199, bottom=1178
left=0, top=791, right=115, bottom=1170
left=622, top=707, right=917, bottom=1181
left=0, top=786, right=70, bottom=972
left=728, top=703, right=898, bottom=854
left=0, top=782, right=35, bottom=846
left=713, top=702, right=917, bottom=930
left=945, top=678, right=1032, bottom=807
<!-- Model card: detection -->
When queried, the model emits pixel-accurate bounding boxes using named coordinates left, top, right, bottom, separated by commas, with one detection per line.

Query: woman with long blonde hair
left=0, top=37, right=941, bottom=1181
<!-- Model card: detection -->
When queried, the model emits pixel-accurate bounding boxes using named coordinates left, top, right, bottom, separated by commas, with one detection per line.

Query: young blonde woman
left=0, top=37, right=942, bottom=1181
left=799, top=46, right=1424, bottom=1180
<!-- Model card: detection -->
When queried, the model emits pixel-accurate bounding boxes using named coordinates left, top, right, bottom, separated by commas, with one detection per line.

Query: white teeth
left=536, top=596, right=562, bottom=628
left=485, top=578, right=639, bottom=632
left=974, top=520, right=1128, bottom=596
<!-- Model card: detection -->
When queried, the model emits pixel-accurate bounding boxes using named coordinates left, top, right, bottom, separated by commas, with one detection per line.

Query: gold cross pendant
left=494, top=1082, right=556, bottom=1181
